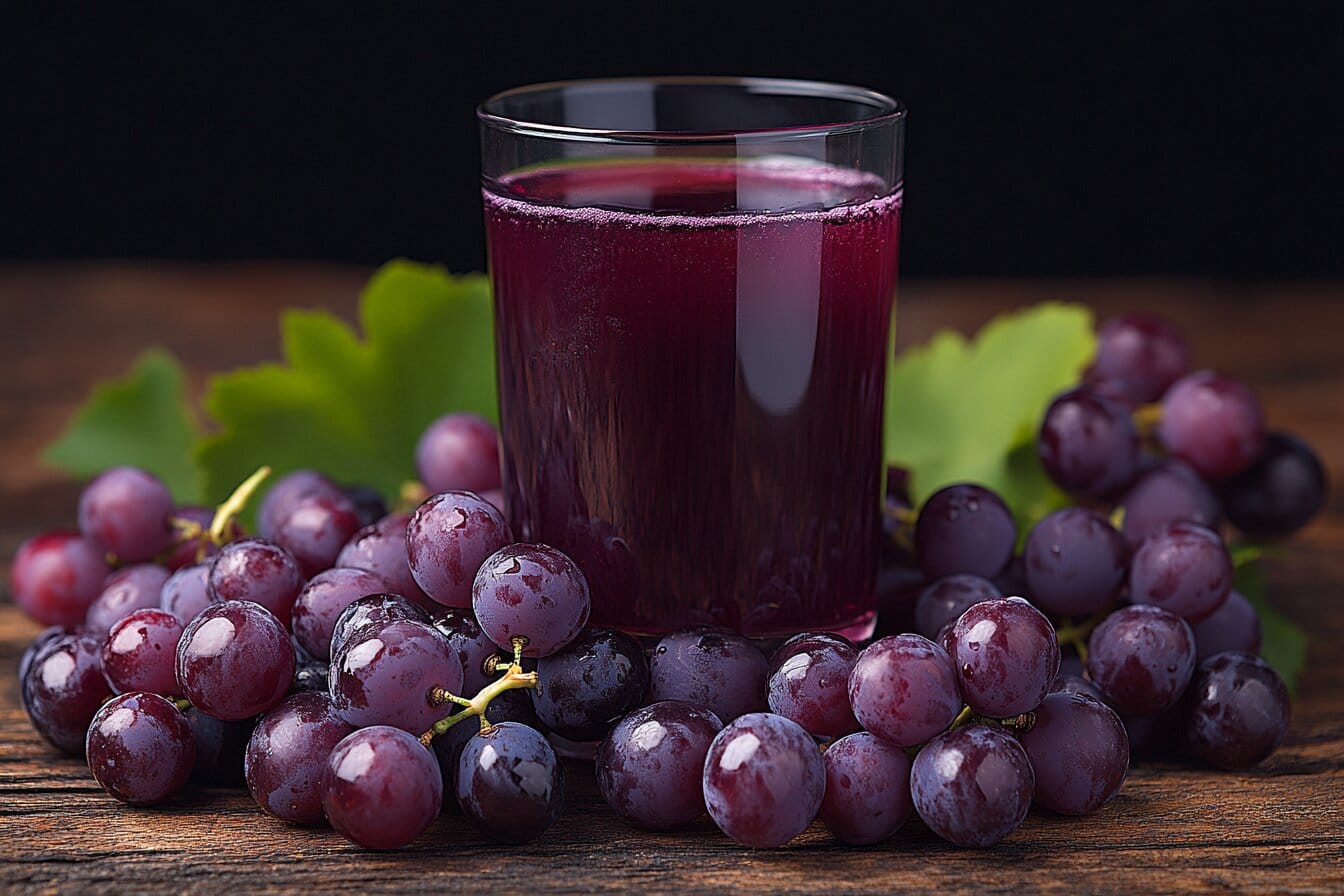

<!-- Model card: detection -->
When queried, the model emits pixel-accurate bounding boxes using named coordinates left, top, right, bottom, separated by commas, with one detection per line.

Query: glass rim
left=478, top=76, right=906, bottom=144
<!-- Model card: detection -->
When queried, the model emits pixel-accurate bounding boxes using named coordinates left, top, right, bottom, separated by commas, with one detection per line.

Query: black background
left=3, top=3, right=1342, bottom=278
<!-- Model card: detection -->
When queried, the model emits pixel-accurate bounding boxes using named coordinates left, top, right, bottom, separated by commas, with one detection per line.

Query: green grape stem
left=419, top=660, right=538, bottom=747
left=209, top=465, right=273, bottom=544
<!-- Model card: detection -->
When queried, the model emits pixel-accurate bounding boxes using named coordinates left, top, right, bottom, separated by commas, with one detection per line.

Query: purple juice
left=485, top=159, right=901, bottom=638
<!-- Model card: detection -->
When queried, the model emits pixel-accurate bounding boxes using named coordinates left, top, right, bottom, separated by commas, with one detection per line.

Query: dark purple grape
left=1023, top=508, right=1128, bottom=617
left=9, top=531, right=110, bottom=627
left=291, top=567, right=390, bottom=661
left=1186, top=652, right=1290, bottom=769
left=77, top=466, right=175, bottom=563
left=848, top=634, right=961, bottom=747
left=337, top=513, right=432, bottom=607
left=158, top=561, right=217, bottom=627
left=207, top=538, right=304, bottom=629
left=1220, top=432, right=1328, bottom=538
left=329, top=592, right=430, bottom=659
left=1191, top=590, right=1262, bottom=662
left=648, top=627, right=768, bottom=724
left=431, top=607, right=501, bottom=696
left=23, top=632, right=110, bottom=754
left=341, top=484, right=388, bottom=529
left=1090, top=313, right=1192, bottom=403
left=176, top=600, right=295, bottom=720
left=531, top=628, right=648, bottom=741
left=1052, top=674, right=1106, bottom=703
left=18, top=626, right=69, bottom=715
left=949, top=597, right=1060, bottom=718
left=818, top=731, right=913, bottom=845
left=457, top=721, right=562, bottom=844
left=85, top=563, right=170, bottom=634
left=595, top=700, right=723, bottom=830
left=415, top=413, right=502, bottom=495
left=1159, top=370, right=1266, bottom=480
left=323, top=726, right=443, bottom=849
left=702, top=713, right=825, bottom=849
left=407, top=491, right=514, bottom=609
left=910, top=724, right=1034, bottom=848
left=245, top=691, right=356, bottom=823
left=1057, top=650, right=1086, bottom=680
left=257, top=469, right=342, bottom=541
left=472, top=543, right=590, bottom=657
left=1118, top=459, right=1222, bottom=547
left=185, top=707, right=254, bottom=787
left=1037, top=388, right=1141, bottom=499
left=1086, top=605, right=1195, bottom=715
left=274, top=492, right=363, bottom=579
left=765, top=633, right=859, bottom=739
left=86, top=692, right=195, bottom=805
left=1129, top=521, right=1232, bottom=621
left=329, top=618, right=462, bottom=734
left=432, top=688, right=542, bottom=797
left=913, top=575, right=1000, bottom=639
left=913, top=484, right=1016, bottom=581
left=102, top=608, right=183, bottom=696
left=1020, top=692, right=1129, bottom=815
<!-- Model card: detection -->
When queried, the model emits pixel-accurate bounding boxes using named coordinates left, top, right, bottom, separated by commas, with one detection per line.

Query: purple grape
left=765, top=633, right=859, bottom=739
left=274, top=492, right=363, bottom=579
left=472, top=543, right=590, bottom=657
left=9, top=531, right=110, bottom=627
left=1019, top=692, right=1129, bottom=815
left=702, top=713, right=825, bottom=848
left=1118, top=458, right=1222, bottom=547
left=531, top=628, right=648, bottom=741
left=1052, top=673, right=1106, bottom=703
left=913, top=575, right=1000, bottom=639
left=648, top=627, right=768, bottom=724
left=432, top=688, right=542, bottom=797
left=341, top=484, right=388, bottom=529
left=415, top=413, right=502, bottom=495
left=1129, top=521, right=1232, bottom=621
left=1037, top=388, right=1141, bottom=499
left=337, top=513, right=433, bottom=607
left=949, top=597, right=1060, bottom=718
left=1159, top=370, right=1266, bottom=480
left=158, top=562, right=217, bottom=627
left=176, top=600, right=295, bottom=720
left=77, top=466, right=175, bottom=563
left=329, top=618, right=462, bottom=734
left=85, top=563, right=170, bottom=634
left=1185, top=652, right=1290, bottom=769
left=245, top=691, right=356, bottom=823
left=1086, top=604, right=1195, bottom=715
left=323, top=726, right=443, bottom=849
left=818, top=731, right=913, bottom=845
left=23, top=632, right=110, bottom=754
left=1023, top=508, right=1128, bottom=617
left=913, top=484, right=1016, bottom=581
left=910, top=724, right=1034, bottom=848
left=1090, top=313, right=1192, bottom=403
left=207, top=538, right=304, bottom=629
left=185, top=708, right=254, bottom=787
left=431, top=608, right=501, bottom=696
left=329, top=592, right=430, bottom=659
left=457, top=721, right=562, bottom=844
left=86, top=692, right=195, bottom=805
left=1220, top=432, right=1328, bottom=538
left=102, top=608, right=184, bottom=696
left=595, top=700, right=723, bottom=830
left=18, top=626, right=70, bottom=715
left=257, top=469, right=342, bottom=541
left=848, top=634, right=961, bottom=747
left=1057, top=650, right=1086, bottom=680
left=1191, top=590, right=1262, bottom=662
left=291, top=567, right=390, bottom=661
left=407, top=491, right=514, bottom=608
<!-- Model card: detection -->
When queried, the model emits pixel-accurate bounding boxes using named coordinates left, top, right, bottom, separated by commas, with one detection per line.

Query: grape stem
left=1054, top=609, right=1111, bottom=665
left=419, top=659, right=538, bottom=746
left=396, top=480, right=429, bottom=514
left=208, top=465, right=273, bottom=544
left=882, top=503, right=918, bottom=553
left=946, top=704, right=1036, bottom=734
left=948, top=705, right=976, bottom=731
left=1132, top=402, right=1163, bottom=438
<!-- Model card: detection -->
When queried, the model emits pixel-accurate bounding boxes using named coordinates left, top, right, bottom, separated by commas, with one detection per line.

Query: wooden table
left=1, top=266, right=1341, bottom=894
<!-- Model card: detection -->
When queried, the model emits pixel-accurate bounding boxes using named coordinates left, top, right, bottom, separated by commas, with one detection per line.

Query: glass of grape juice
left=479, top=77, right=905, bottom=639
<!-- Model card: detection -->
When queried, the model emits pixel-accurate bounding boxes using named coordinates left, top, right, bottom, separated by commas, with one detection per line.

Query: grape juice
left=485, top=160, right=901, bottom=638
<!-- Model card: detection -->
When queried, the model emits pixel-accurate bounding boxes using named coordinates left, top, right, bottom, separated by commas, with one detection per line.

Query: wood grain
left=1, top=266, right=1342, bottom=895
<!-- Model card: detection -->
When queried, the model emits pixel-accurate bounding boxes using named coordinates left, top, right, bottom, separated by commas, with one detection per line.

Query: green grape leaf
left=1233, top=556, right=1307, bottom=692
left=43, top=349, right=202, bottom=502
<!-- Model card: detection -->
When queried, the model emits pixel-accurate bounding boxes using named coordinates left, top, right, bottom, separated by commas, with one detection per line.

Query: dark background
left=3, top=3, right=1342, bottom=278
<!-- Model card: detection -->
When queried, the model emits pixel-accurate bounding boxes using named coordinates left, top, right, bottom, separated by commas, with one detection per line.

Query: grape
left=456, top=721, right=562, bottom=844
left=818, top=731, right=913, bottom=845
left=85, top=563, right=170, bottom=634
left=1121, top=713, right=1161, bottom=754
left=245, top=691, right=356, bottom=823
left=9, top=531, right=110, bottom=627
left=913, top=484, right=1016, bottom=580
left=702, top=713, right=825, bottom=848
left=1090, top=313, right=1192, bottom=403
left=337, top=513, right=431, bottom=607
left=1220, top=432, right=1327, bottom=538
left=472, top=543, right=590, bottom=657
left=159, top=562, right=217, bottom=627
left=1158, top=370, right=1266, bottom=480
left=1052, top=673, right=1106, bottom=702
left=185, top=708, right=254, bottom=787
left=848, top=634, right=961, bottom=747
left=432, top=688, right=542, bottom=797
left=1023, top=508, right=1127, bottom=617
left=595, top=701, right=723, bottom=830
left=86, top=692, right=195, bottom=806
left=257, top=469, right=342, bottom=541
left=949, top=597, right=1060, bottom=718
left=77, top=466, right=175, bottom=563
left=323, top=726, right=443, bottom=849
left=207, top=538, right=305, bottom=629
left=18, top=626, right=69, bottom=716
left=1186, top=652, right=1290, bottom=769
left=329, top=618, right=462, bottom=733
left=163, top=504, right=240, bottom=571
left=176, top=600, right=295, bottom=720
left=531, top=628, right=649, bottom=741
left=765, top=632, right=860, bottom=739
left=1118, top=459, right=1222, bottom=547
left=1037, top=388, right=1141, bottom=499
left=291, top=567, right=390, bottom=661
left=102, top=608, right=184, bottom=696
left=274, top=492, right=363, bottom=579
left=415, top=413, right=503, bottom=495
left=22, top=632, right=110, bottom=754
left=648, top=627, right=768, bottom=724
left=910, top=724, right=1034, bottom=848
left=407, top=491, right=514, bottom=608
left=329, top=592, right=429, bottom=659
left=913, top=575, right=1000, bottom=640
left=1129, top=521, right=1232, bottom=621
left=1019, top=692, right=1129, bottom=815
left=431, top=607, right=501, bottom=696
left=1191, top=590, right=1262, bottom=662
left=1086, top=604, right=1195, bottom=715
left=341, top=484, right=388, bottom=528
